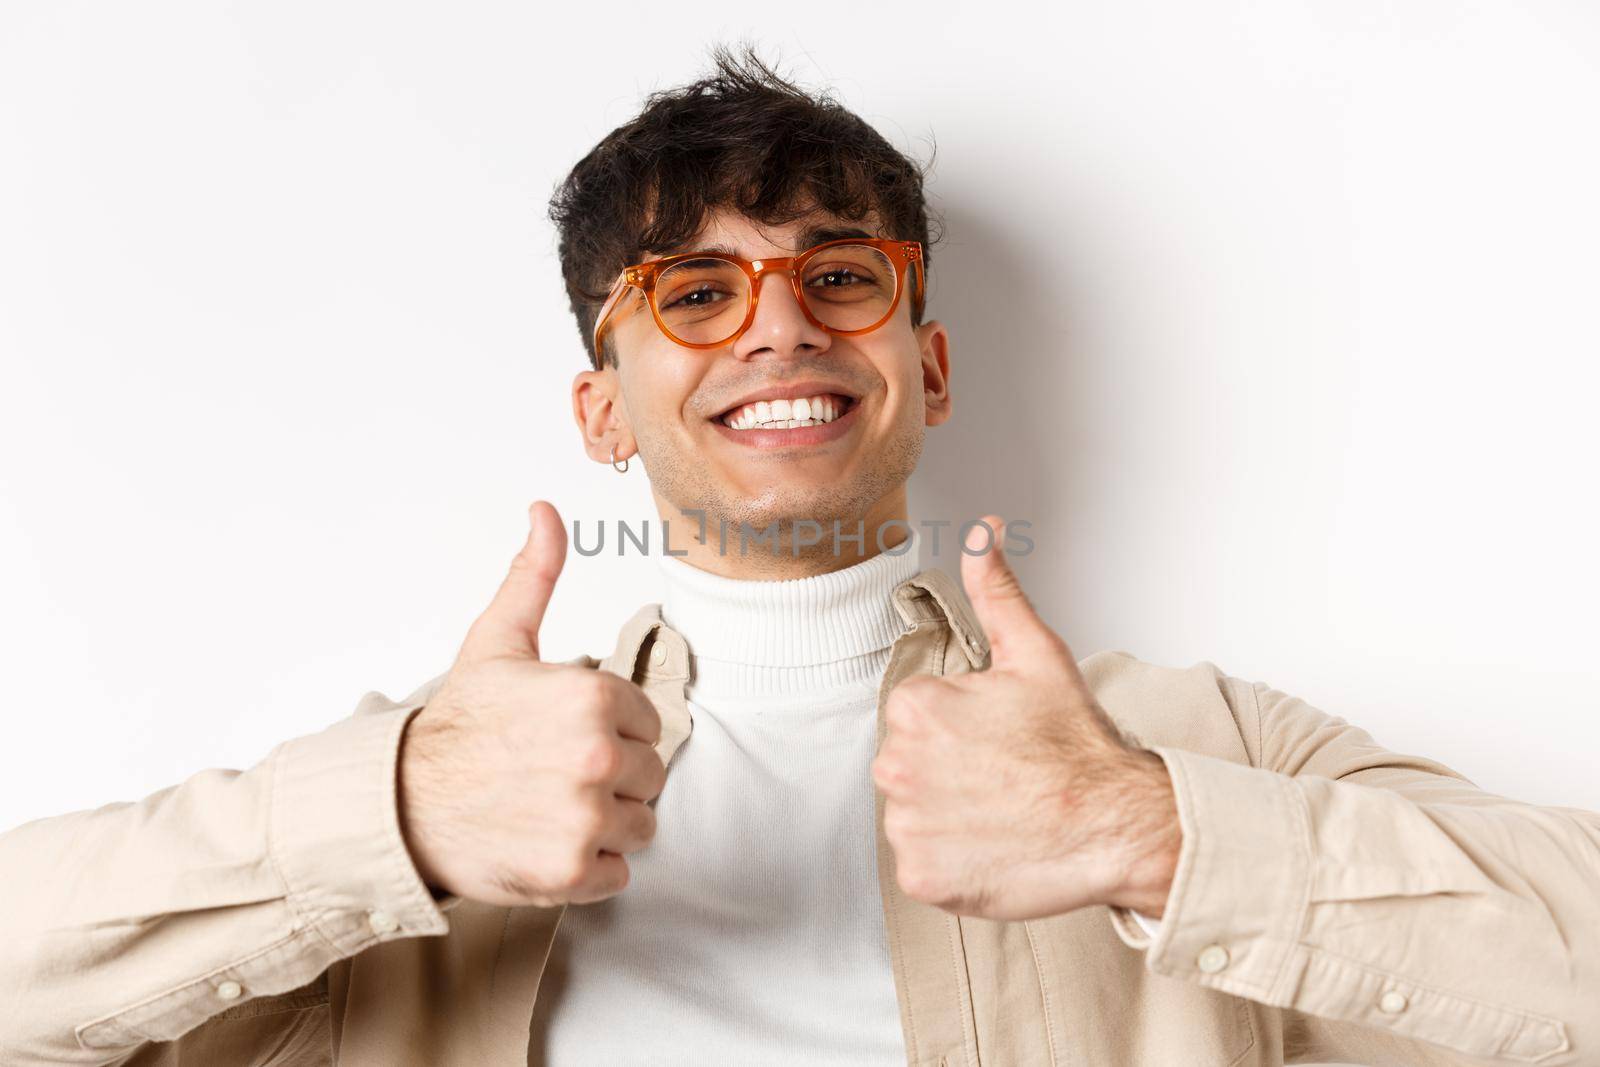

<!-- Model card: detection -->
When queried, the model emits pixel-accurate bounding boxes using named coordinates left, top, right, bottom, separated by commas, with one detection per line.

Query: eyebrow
left=665, top=224, right=877, bottom=260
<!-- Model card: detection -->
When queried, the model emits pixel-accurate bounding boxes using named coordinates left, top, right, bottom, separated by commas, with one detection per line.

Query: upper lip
left=713, top=380, right=862, bottom=419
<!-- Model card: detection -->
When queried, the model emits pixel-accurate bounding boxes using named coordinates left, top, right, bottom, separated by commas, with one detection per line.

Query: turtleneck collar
left=653, top=527, right=922, bottom=700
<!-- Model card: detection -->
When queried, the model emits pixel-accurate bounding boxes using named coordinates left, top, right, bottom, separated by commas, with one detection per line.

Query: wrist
left=1102, top=747, right=1182, bottom=918
left=396, top=707, right=451, bottom=896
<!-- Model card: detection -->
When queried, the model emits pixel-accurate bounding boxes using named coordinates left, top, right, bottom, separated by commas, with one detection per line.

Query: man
left=2, top=43, right=1597, bottom=1067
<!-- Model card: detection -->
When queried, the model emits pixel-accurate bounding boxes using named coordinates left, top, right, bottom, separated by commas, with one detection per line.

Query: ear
left=916, top=319, right=953, bottom=427
left=572, top=366, right=637, bottom=465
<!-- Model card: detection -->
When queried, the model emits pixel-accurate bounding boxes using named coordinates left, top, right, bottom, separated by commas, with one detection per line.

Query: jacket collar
left=598, top=566, right=991, bottom=770
left=887, top=565, right=991, bottom=671
left=603, top=565, right=989, bottom=679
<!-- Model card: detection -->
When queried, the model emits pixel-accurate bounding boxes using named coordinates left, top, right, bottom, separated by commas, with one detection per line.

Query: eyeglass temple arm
left=908, top=244, right=927, bottom=318
left=591, top=271, right=637, bottom=368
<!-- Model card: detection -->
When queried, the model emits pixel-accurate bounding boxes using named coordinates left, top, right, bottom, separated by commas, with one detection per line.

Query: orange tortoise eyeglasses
left=589, top=237, right=925, bottom=370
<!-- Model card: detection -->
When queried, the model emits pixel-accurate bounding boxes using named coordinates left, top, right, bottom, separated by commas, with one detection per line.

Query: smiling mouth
left=715, top=392, right=858, bottom=430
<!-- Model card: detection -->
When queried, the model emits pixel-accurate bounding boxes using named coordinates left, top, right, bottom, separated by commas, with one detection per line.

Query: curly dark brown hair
left=546, top=41, right=944, bottom=370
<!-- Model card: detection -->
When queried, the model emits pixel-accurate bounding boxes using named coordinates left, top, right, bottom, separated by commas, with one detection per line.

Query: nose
left=730, top=266, right=832, bottom=361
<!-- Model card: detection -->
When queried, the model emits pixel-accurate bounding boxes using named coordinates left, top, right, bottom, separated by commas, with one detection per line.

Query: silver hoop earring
left=610, top=445, right=629, bottom=473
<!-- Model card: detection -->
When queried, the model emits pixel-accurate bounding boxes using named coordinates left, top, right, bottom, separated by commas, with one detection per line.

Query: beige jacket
left=2, top=568, right=1596, bottom=1066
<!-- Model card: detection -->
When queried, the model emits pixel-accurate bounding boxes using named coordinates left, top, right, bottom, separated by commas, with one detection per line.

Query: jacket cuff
left=270, top=702, right=452, bottom=953
left=1131, top=908, right=1163, bottom=937
left=1107, top=905, right=1164, bottom=948
left=1109, top=745, right=1310, bottom=1003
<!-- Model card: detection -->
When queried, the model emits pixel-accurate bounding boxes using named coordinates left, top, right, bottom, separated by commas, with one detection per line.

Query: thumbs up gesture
left=870, top=515, right=1182, bottom=922
left=396, top=501, right=666, bottom=907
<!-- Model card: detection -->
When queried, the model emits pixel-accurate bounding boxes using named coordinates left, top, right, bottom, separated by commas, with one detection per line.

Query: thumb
left=457, top=500, right=567, bottom=665
left=960, top=515, right=1057, bottom=671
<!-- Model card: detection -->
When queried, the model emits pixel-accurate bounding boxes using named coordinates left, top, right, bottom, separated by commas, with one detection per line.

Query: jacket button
left=651, top=643, right=668, bottom=666
left=1379, top=991, right=1408, bottom=1014
left=368, top=909, right=400, bottom=934
left=216, top=980, right=243, bottom=1001
left=1196, top=944, right=1230, bottom=973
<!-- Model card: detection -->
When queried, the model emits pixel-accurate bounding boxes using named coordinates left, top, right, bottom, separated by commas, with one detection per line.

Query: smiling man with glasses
left=5, top=41, right=1600, bottom=1067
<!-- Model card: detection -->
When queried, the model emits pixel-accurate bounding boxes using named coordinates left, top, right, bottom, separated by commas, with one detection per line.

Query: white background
left=3, top=0, right=1596, bottom=895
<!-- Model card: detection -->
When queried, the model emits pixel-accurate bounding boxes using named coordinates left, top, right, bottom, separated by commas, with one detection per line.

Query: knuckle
left=570, top=668, right=615, bottom=711
left=593, top=801, right=654, bottom=853
left=883, top=804, right=918, bottom=843
left=597, top=687, right=661, bottom=750
left=550, top=852, right=591, bottom=892
left=505, top=545, right=540, bottom=577
left=638, top=704, right=664, bottom=744
left=632, top=803, right=658, bottom=846
left=872, top=754, right=908, bottom=793
left=645, top=752, right=668, bottom=796
left=896, top=862, right=936, bottom=902
left=568, top=798, right=608, bottom=846
left=573, top=736, right=622, bottom=783
left=569, top=854, right=628, bottom=902
left=885, top=690, right=924, bottom=732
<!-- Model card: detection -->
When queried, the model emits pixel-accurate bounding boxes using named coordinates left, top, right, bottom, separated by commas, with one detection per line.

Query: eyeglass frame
left=588, top=237, right=925, bottom=370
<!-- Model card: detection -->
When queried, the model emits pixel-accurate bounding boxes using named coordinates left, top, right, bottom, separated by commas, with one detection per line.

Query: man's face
left=573, top=206, right=952, bottom=547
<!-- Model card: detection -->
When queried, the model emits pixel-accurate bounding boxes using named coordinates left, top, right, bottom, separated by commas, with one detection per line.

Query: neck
left=650, top=487, right=913, bottom=580
left=654, top=525, right=924, bottom=698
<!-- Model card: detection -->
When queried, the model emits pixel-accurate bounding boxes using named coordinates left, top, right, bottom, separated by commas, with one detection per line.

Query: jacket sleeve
left=0, top=670, right=462, bottom=1065
left=1105, top=666, right=1600, bottom=1066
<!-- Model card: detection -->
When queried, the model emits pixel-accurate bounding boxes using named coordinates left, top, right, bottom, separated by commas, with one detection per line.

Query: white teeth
left=721, top=393, right=851, bottom=430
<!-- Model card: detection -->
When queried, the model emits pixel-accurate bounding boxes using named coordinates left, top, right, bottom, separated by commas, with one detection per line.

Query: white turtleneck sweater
left=529, top=528, right=1160, bottom=1065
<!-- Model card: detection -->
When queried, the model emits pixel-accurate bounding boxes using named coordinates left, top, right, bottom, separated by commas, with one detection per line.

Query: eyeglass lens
left=652, top=243, right=899, bottom=346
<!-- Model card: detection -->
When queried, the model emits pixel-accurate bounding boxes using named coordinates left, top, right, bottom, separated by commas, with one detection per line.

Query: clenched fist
left=871, top=515, right=1182, bottom=922
left=396, top=500, right=666, bottom=908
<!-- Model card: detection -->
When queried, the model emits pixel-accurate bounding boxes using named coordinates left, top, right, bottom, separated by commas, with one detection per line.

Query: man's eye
left=662, top=285, right=733, bottom=309
left=807, top=269, right=864, bottom=288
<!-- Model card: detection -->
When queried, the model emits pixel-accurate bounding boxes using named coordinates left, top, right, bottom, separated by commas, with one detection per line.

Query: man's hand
left=871, top=515, right=1182, bottom=922
left=396, top=500, right=666, bottom=908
